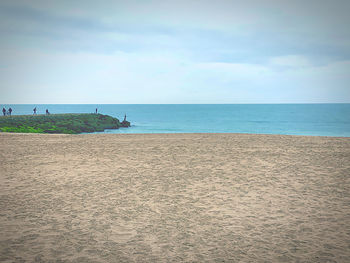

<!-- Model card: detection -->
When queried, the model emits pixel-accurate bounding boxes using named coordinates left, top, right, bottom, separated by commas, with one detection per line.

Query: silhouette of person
left=123, top=114, right=127, bottom=122
left=46, top=109, right=50, bottom=115
left=33, top=107, right=37, bottom=115
left=96, top=108, right=98, bottom=114
left=8, top=108, right=12, bottom=116
left=2, top=107, right=6, bottom=116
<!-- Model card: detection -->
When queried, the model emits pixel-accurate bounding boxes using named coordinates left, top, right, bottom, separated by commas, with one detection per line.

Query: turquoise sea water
left=2, top=104, right=350, bottom=137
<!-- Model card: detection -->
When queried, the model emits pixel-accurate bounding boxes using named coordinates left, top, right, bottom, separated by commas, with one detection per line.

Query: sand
left=0, top=133, right=349, bottom=262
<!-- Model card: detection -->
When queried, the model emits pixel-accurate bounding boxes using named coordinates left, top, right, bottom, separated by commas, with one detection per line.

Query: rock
left=121, top=120, right=131, bottom=127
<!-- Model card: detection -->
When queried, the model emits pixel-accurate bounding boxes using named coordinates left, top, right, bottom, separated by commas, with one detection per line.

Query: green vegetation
left=0, top=113, right=130, bottom=134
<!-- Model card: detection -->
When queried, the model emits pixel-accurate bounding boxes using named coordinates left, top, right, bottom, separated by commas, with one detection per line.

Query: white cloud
left=269, top=55, right=312, bottom=69
left=1, top=47, right=349, bottom=103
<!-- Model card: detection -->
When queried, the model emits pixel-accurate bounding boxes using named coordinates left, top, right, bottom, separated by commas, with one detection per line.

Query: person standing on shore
left=2, top=107, right=6, bottom=116
left=96, top=108, right=98, bottom=114
left=33, top=107, right=37, bottom=115
left=8, top=108, right=12, bottom=116
left=46, top=109, right=50, bottom=115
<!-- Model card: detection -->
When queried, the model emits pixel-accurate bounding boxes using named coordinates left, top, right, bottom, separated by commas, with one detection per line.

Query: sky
left=0, top=0, right=349, bottom=104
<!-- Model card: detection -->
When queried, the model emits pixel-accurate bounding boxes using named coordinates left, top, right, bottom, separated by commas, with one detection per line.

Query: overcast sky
left=1, top=0, right=349, bottom=103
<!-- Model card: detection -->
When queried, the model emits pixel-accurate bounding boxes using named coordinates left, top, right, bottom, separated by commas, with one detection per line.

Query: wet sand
left=0, top=133, right=350, bottom=262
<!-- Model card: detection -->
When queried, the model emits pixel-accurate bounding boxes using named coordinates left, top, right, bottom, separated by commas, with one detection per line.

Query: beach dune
left=0, top=133, right=349, bottom=262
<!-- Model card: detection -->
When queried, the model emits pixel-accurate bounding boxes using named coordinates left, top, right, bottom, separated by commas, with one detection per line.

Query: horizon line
left=1, top=102, right=350, bottom=105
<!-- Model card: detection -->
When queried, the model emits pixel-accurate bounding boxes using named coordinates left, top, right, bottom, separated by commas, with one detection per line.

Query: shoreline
left=1, top=131, right=350, bottom=138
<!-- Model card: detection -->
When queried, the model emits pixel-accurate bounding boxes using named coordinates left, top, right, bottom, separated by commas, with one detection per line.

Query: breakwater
left=0, top=113, right=130, bottom=134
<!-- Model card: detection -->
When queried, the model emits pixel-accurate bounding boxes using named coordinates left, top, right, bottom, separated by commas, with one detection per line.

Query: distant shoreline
left=0, top=131, right=348, bottom=138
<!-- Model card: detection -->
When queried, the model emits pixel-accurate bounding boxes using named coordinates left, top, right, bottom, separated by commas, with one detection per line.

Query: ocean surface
left=2, top=104, right=350, bottom=137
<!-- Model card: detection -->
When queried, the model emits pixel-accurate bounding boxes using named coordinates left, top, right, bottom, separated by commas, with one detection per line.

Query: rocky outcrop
left=121, top=114, right=131, bottom=127
left=0, top=113, right=131, bottom=134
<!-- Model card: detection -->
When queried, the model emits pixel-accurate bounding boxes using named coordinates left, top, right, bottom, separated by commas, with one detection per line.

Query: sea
left=2, top=104, right=350, bottom=137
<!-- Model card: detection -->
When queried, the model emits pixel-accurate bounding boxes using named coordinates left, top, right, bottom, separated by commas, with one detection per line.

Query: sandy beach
left=0, top=133, right=349, bottom=262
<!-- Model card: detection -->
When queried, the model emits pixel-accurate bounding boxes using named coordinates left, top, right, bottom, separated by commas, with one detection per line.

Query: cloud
left=1, top=0, right=350, bottom=103
left=269, top=55, right=312, bottom=69
left=1, top=47, right=348, bottom=103
left=1, top=1, right=349, bottom=62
